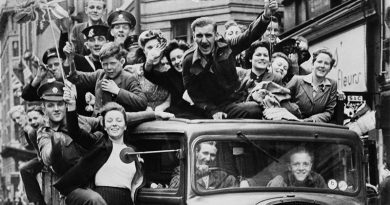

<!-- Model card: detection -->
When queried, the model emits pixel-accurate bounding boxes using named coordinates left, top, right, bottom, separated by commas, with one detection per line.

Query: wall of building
left=140, top=0, right=263, bottom=40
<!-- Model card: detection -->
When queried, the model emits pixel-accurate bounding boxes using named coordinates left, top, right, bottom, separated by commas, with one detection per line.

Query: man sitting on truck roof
left=169, top=141, right=237, bottom=189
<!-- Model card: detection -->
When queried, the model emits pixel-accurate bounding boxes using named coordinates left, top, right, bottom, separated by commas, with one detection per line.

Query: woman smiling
left=286, top=48, right=337, bottom=123
left=55, top=84, right=146, bottom=205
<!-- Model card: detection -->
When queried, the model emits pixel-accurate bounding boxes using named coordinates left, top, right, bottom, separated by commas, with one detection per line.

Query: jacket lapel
left=301, top=81, right=314, bottom=103
left=113, top=71, right=123, bottom=89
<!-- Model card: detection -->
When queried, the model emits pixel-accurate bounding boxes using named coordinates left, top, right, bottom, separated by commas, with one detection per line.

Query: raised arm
left=63, top=81, right=101, bottom=149
left=64, top=41, right=99, bottom=91
left=229, top=0, right=278, bottom=55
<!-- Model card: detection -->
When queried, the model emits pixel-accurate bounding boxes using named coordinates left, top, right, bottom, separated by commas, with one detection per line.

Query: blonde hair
left=7, top=105, right=25, bottom=119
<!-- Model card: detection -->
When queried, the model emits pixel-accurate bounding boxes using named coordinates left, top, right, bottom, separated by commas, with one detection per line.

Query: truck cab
left=127, top=119, right=369, bottom=205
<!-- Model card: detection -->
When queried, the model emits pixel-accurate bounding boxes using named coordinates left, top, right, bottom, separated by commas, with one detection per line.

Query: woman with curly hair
left=286, top=48, right=337, bottom=123
left=144, top=39, right=207, bottom=118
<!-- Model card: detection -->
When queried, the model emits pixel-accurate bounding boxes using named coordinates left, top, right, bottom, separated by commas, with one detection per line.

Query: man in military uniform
left=107, top=10, right=137, bottom=46
left=21, top=48, right=63, bottom=102
left=182, top=0, right=278, bottom=119
left=63, top=25, right=109, bottom=72
left=70, top=0, right=107, bottom=55
left=36, top=80, right=107, bottom=205
left=36, top=81, right=92, bottom=175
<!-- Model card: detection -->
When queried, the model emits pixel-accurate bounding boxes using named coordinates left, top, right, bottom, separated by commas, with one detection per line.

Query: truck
left=118, top=118, right=379, bottom=205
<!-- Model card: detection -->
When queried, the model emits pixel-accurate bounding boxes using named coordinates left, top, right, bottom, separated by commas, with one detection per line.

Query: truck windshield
left=192, top=138, right=358, bottom=194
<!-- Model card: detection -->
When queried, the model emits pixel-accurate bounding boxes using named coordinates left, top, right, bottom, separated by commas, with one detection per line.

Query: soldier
left=182, top=0, right=279, bottom=119
left=107, top=10, right=137, bottom=46
left=70, top=0, right=107, bottom=55
left=21, top=48, right=63, bottom=102
left=63, top=25, right=110, bottom=115
left=36, top=81, right=91, bottom=175
left=64, top=25, right=109, bottom=72
left=35, top=80, right=107, bottom=204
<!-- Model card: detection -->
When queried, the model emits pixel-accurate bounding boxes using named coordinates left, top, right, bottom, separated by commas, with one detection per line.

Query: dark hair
left=191, top=17, right=217, bottom=32
left=289, top=147, right=314, bottom=164
left=126, top=45, right=146, bottom=65
left=99, top=102, right=127, bottom=128
left=99, top=42, right=127, bottom=61
left=164, top=40, right=190, bottom=68
left=244, top=41, right=271, bottom=69
left=312, top=48, right=336, bottom=68
left=7, top=105, right=25, bottom=119
left=27, top=105, right=44, bottom=116
left=271, top=52, right=293, bottom=83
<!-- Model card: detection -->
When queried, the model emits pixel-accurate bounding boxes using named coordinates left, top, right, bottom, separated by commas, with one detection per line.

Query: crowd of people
left=6, top=0, right=341, bottom=204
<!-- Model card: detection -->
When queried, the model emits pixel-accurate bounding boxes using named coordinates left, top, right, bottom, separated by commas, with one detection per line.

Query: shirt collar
left=250, top=71, right=266, bottom=82
left=303, top=73, right=331, bottom=86
left=45, top=119, right=68, bottom=133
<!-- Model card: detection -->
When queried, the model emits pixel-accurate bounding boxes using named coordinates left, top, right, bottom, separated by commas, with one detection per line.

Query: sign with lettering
left=301, top=25, right=367, bottom=92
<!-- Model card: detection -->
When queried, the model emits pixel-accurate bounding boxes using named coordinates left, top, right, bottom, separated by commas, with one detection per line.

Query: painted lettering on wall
left=337, top=70, right=363, bottom=89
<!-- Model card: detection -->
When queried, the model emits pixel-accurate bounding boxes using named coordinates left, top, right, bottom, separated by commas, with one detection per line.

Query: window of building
left=172, top=18, right=194, bottom=43
left=12, top=41, right=19, bottom=57
left=284, top=0, right=351, bottom=29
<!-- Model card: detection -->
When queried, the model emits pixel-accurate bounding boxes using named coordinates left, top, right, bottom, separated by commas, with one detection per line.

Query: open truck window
left=130, top=134, right=182, bottom=192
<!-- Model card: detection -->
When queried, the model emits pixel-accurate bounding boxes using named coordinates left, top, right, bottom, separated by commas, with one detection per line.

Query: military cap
left=107, top=10, right=136, bottom=29
left=82, top=25, right=109, bottom=40
left=123, top=35, right=139, bottom=49
left=37, top=80, right=64, bottom=101
left=42, top=47, right=59, bottom=64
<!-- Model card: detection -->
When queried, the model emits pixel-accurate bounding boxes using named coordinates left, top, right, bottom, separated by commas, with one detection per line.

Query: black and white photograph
left=0, top=0, right=389, bottom=204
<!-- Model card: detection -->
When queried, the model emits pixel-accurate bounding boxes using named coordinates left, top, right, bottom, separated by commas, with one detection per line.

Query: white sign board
left=301, top=25, right=367, bottom=92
